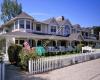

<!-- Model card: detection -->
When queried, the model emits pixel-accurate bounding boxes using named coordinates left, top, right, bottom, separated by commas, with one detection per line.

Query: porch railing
left=46, top=46, right=75, bottom=52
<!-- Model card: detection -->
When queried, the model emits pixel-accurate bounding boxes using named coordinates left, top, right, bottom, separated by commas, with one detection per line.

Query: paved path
left=5, top=64, right=46, bottom=80
left=5, top=59, right=100, bottom=80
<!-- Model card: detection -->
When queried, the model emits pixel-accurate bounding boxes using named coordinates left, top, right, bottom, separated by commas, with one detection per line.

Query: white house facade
left=0, top=12, right=100, bottom=61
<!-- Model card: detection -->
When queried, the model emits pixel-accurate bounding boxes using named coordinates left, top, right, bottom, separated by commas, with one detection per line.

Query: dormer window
left=36, top=24, right=41, bottom=31
left=26, top=21, right=30, bottom=29
left=19, top=20, right=24, bottom=29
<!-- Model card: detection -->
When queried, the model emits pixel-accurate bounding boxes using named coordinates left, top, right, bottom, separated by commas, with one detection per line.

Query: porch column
left=35, top=39, right=38, bottom=47
left=55, top=40, right=57, bottom=47
left=5, top=38, right=9, bottom=61
left=66, top=41, right=68, bottom=47
left=12, top=37, right=15, bottom=44
left=25, top=19, right=26, bottom=31
left=18, top=20, right=20, bottom=30
left=69, top=41, right=72, bottom=46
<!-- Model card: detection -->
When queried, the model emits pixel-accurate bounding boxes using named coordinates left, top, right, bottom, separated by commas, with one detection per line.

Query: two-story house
left=0, top=12, right=100, bottom=61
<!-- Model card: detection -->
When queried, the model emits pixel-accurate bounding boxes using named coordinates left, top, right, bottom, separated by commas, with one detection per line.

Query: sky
left=0, top=0, right=100, bottom=27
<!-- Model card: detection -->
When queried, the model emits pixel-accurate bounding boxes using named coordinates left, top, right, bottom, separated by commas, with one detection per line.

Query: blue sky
left=0, top=0, right=100, bottom=27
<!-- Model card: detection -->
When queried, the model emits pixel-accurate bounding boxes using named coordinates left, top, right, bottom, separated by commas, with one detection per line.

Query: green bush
left=76, top=43, right=84, bottom=53
left=19, top=48, right=38, bottom=70
left=8, top=44, right=22, bottom=65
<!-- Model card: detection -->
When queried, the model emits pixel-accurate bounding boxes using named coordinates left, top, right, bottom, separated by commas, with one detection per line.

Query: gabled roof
left=68, top=33, right=84, bottom=41
left=73, top=24, right=81, bottom=29
left=43, top=18, right=59, bottom=26
left=43, top=16, right=72, bottom=26
left=57, top=19, right=72, bottom=26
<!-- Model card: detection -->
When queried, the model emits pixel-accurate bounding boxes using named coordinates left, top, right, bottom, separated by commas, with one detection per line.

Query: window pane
left=19, top=40, right=24, bottom=45
left=19, top=20, right=24, bottom=29
left=15, top=40, right=18, bottom=44
left=26, top=21, right=30, bottom=29
left=15, top=20, right=18, bottom=29
left=51, top=26, right=56, bottom=32
left=36, top=24, right=41, bottom=31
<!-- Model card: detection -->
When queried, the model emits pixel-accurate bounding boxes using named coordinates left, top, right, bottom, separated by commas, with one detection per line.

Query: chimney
left=56, top=16, right=64, bottom=21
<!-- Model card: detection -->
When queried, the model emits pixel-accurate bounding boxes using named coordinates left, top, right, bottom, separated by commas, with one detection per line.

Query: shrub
left=76, top=43, right=84, bottom=53
left=19, top=48, right=38, bottom=70
left=14, top=45, right=23, bottom=65
left=8, top=44, right=22, bottom=65
left=0, top=38, right=6, bottom=51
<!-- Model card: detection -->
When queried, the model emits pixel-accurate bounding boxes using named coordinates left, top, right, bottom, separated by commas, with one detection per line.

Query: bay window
left=26, top=21, right=30, bottom=29
left=19, top=20, right=24, bottom=29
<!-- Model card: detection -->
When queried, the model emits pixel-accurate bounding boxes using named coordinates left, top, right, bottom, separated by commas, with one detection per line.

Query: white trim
left=18, top=20, right=20, bottom=30
left=26, top=20, right=31, bottom=30
left=14, top=21, right=15, bottom=30
left=50, top=26, right=57, bottom=34
left=25, top=19, right=26, bottom=31
left=35, top=23, right=42, bottom=33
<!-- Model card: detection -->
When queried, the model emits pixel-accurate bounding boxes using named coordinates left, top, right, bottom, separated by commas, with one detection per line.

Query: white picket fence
left=28, top=52, right=100, bottom=74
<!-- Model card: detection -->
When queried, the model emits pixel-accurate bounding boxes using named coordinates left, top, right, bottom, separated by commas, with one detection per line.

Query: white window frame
left=35, top=23, right=42, bottom=32
left=26, top=20, right=31, bottom=30
left=19, top=19, right=25, bottom=29
left=51, top=26, right=56, bottom=33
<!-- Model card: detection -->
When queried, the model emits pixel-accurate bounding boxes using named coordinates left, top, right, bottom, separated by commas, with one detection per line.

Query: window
left=19, top=40, right=24, bottom=45
left=15, top=20, right=18, bottom=29
left=26, top=21, right=30, bottom=29
left=77, top=30, right=80, bottom=33
left=5, top=29, right=9, bottom=32
left=15, top=40, right=18, bottom=44
left=19, top=20, right=24, bottom=29
left=72, top=29, right=76, bottom=33
left=51, top=26, right=56, bottom=32
left=0, top=28, right=3, bottom=33
left=36, top=24, right=41, bottom=31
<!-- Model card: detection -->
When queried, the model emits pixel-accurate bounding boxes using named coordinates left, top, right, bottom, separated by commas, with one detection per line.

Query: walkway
left=5, top=64, right=46, bottom=80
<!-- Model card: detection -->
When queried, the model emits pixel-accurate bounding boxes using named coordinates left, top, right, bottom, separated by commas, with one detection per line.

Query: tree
left=93, top=26, right=100, bottom=40
left=1, top=0, right=22, bottom=23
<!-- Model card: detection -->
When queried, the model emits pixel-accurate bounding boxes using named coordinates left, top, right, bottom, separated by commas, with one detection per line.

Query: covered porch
left=0, top=31, right=73, bottom=61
